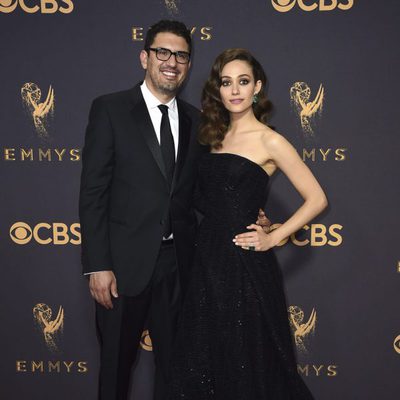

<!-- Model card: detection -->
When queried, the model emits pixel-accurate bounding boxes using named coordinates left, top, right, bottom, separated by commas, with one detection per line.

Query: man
left=79, top=20, right=204, bottom=400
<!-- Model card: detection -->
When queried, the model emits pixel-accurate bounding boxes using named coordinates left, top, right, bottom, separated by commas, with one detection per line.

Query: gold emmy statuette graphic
left=33, top=303, right=64, bottom=352
left=290, top=82, right=324, bottom=136
left=288, top=306, right=317, bottom=354
left=394, top=335, right=400, bottom=354
left=140, top=329, right=153, bottom=352
left=164, top=0, right=179, bottom=14
left=21, top=83, right=55, bottom=139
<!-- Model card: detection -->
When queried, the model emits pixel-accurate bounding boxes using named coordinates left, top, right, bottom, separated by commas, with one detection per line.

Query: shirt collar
left=141, top=80, right=177, bottom=112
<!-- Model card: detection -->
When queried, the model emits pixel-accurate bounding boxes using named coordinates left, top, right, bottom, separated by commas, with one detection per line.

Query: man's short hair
left=144, top=20, right=192, bottom=53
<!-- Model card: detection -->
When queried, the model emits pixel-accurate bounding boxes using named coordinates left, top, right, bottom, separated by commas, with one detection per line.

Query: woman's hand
left=233, top=224, right=278, bottom=251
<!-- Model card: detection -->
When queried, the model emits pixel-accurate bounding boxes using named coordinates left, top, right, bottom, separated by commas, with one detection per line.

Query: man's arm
left=79, top=97, right=117, bottom=308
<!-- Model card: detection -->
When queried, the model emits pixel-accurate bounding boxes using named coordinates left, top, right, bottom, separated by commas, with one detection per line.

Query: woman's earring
left=253, top=93, right=259, bottom=104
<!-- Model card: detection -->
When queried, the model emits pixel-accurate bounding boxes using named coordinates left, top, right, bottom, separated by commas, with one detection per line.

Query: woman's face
left=219, top=59, right=262, bottom=115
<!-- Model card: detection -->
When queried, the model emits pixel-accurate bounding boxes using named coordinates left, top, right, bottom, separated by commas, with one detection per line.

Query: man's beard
left=148, top=66, right=183, bottom=96
left=157, top=80, right=180, bottom=95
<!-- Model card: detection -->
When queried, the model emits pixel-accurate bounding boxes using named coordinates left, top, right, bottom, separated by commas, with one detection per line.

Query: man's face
left=140, top=32, right=191, bottom=98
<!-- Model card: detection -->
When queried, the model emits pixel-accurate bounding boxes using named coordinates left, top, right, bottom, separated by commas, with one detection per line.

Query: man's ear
left=140, top=50, right=148, bottom=70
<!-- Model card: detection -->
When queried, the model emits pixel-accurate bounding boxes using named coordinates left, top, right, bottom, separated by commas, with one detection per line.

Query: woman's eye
left=221, top=81, right=230, bottom=87
left=240, top=79, right=249, bottom=85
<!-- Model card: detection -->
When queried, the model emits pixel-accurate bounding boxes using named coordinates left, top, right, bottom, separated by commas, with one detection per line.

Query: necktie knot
left=158, top=104, right=169, bottom=115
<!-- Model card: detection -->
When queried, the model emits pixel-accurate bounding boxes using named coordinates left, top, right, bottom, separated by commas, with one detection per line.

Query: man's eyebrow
left=154, top=46, right=190, bottom=53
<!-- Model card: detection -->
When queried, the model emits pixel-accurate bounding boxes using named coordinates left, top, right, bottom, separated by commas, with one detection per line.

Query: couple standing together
left=79, top=20, right=327, bottom=400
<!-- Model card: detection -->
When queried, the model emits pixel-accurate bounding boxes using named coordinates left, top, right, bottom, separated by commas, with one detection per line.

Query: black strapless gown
left=168, top=153, right=314, bottom=400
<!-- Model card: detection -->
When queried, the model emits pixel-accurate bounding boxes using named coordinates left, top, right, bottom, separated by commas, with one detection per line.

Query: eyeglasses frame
left=147, top=47, right=191, bottom=64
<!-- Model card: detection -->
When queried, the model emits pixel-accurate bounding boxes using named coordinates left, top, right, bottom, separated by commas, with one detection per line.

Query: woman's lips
left=229, top=99, right=244, bottom=104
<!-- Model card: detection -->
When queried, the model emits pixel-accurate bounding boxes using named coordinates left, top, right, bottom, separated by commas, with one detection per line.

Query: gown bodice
left=195, top=153, right=270, bottom=228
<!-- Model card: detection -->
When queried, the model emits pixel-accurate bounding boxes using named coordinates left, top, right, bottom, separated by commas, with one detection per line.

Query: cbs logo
left=10, top=222, right=80, bottom=245
left=271, top=0, right=354, bottom=12
left=394, top=335, right=400, bottom=355
left=0, top=0, right=73, bottom=14
left=271, top=223, right=343, bottom=247
left=140, top=330, right=153, bottom=352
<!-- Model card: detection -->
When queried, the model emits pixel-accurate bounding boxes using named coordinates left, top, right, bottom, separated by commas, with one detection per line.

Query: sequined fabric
left=168, top=153, right=314, bottom=400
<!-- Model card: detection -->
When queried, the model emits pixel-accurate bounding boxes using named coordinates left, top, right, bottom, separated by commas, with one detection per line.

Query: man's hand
left=89, top=271, right=118, bottom=309
left=256, top=209, right=272, bottom=233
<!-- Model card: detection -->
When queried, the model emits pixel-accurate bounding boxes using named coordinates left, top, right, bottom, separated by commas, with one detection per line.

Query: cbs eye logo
left=0, top=0, right=74, bottom=14
left=10, top=222, right=80, bottom=245
left=140, top=330, right=153, bottom=352
left=9, top=222, right=32, bottom=244
left=271, top=0, right=354, bottom=12
left=394, top=335, right=400, bottom=355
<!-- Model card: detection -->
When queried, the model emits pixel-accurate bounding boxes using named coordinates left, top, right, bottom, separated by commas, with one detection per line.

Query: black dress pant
left=95, top=243, right=180, bottom=400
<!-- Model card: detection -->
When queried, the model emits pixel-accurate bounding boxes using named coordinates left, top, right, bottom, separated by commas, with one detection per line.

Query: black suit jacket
left=79, top=83, right=205, bottom=296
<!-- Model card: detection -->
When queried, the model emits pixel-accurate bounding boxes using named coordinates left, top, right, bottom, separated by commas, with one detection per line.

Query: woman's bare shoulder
left=259, top=127, right=290, bottom=150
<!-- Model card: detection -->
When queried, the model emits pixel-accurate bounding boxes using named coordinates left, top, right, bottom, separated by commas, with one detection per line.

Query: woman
left=168, top=48, right=327, bottom=399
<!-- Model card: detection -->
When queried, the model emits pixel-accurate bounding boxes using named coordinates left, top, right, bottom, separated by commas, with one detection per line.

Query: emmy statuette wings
left=21, top=83, right=55, bottom=138
left=290, top=82, right=324, bottom=136
left=33, top=303, right=64, bottom=352
left=288, top=306, right=317, bottom=354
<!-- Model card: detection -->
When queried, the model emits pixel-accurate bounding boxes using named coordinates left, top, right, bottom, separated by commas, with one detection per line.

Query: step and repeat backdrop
left=1, top=1, right=399, bottom=399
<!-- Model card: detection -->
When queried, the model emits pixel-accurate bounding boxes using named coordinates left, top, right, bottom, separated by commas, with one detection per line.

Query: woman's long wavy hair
left=199, top=48, right=272, bottom=149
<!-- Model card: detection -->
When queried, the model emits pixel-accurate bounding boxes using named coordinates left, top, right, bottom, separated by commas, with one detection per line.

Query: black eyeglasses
left=148, top=47, right=191, bottom=64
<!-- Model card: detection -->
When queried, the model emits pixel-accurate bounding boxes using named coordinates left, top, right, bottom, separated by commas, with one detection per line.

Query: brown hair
left=199, top=48, right=272, bottom=149
left=144, top=20, right=192, bottom=53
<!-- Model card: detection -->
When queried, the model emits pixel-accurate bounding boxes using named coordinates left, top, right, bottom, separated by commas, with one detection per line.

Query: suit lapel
left=129, top=91, right=168, bottom=183
left=171, top=100, right=191, bottom=192
left=127, top=86, right=192, bottom=192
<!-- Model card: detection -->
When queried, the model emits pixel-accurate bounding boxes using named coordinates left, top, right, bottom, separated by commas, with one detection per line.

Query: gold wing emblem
left=288, top=306, right=317, bottom=354
left=33, top=303, right=64, bottom=352
left=290, top=82, right=324, bottom=136
left=164, top=0, right=179, bottom=14
left=21, top=83, right=55, bottom=138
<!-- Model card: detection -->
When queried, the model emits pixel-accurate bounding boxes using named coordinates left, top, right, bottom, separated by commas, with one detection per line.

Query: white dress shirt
left=140, top=80, right=179, bottom=159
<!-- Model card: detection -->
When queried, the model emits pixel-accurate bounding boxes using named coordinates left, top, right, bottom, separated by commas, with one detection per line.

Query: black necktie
left=158, top=105, right=175, bottom=185
left=158, top=104, right=175, bottom=237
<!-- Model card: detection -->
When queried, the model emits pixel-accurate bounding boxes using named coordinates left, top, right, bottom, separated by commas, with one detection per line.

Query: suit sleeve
left=79, top=97, right=114, bottom=274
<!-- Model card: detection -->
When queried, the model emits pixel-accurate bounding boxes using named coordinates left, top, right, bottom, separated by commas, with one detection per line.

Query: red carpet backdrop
left=1, top=1, right=399, bottom=399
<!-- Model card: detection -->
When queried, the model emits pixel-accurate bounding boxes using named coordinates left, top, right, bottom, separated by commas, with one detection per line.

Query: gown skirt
left=168, top=153, right=315, bottom=400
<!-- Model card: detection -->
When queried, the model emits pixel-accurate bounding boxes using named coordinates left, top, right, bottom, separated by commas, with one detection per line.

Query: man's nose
left=166, top=54, right=178, bottom=67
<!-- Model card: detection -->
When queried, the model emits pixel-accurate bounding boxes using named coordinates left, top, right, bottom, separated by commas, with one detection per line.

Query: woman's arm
left=234, top=132, right=328, bottom=251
